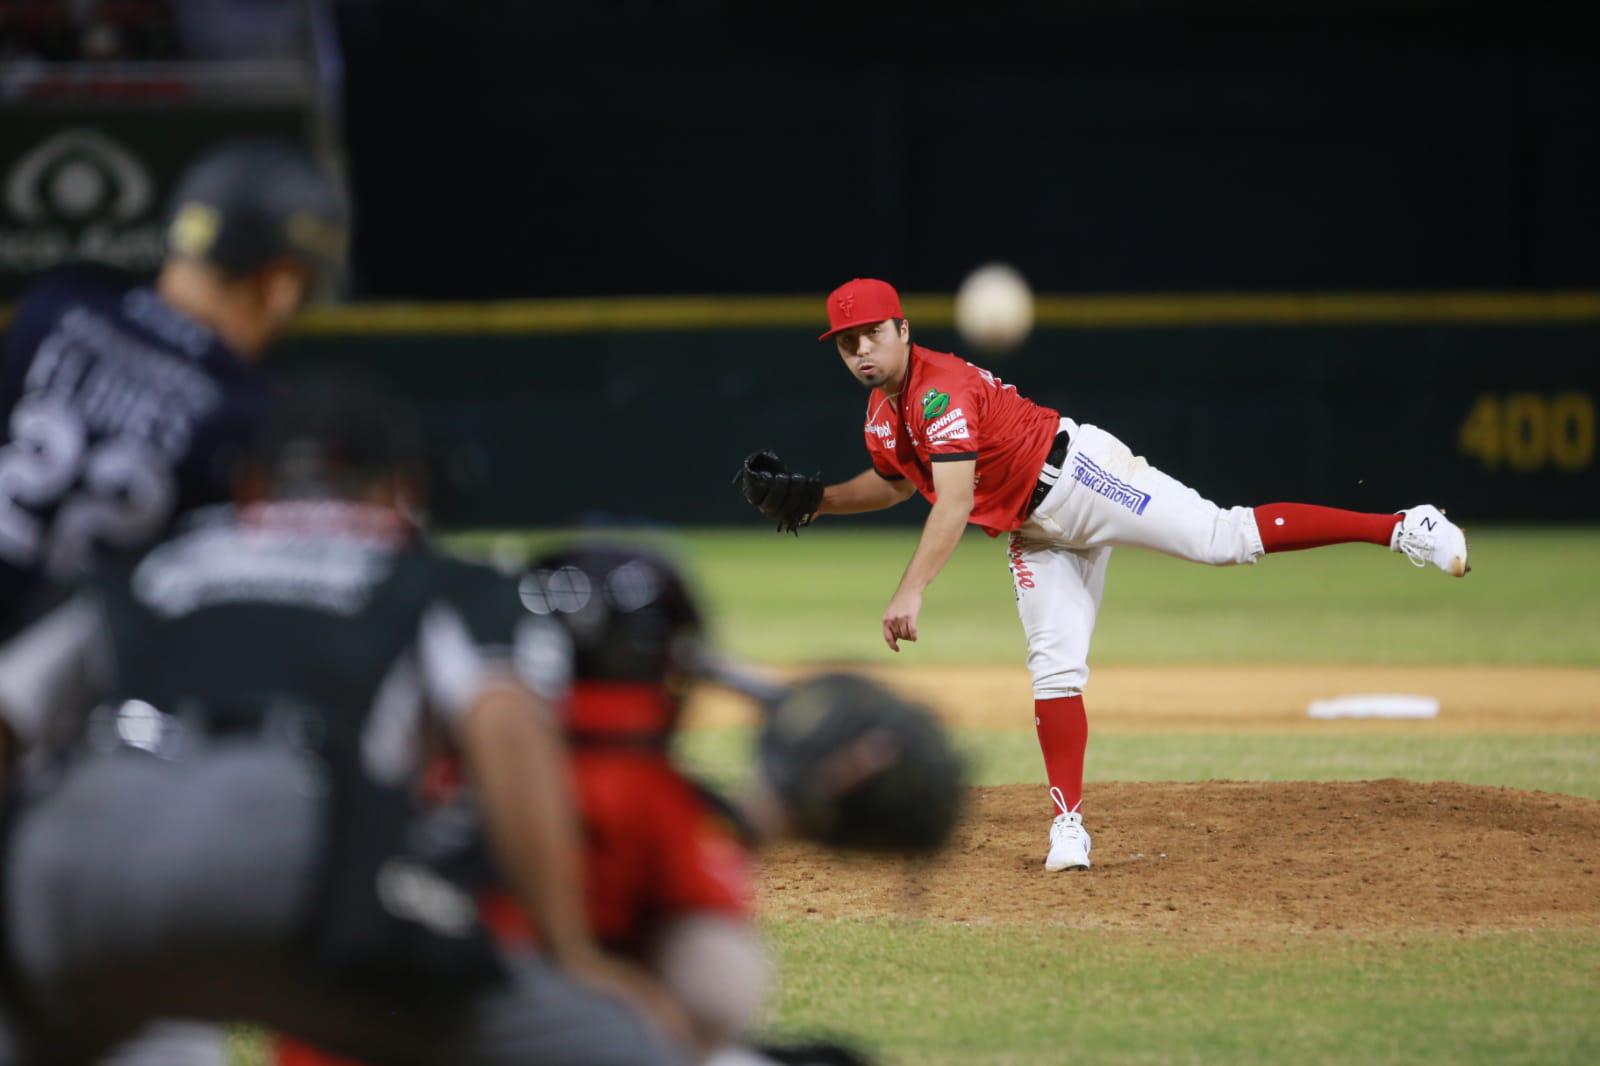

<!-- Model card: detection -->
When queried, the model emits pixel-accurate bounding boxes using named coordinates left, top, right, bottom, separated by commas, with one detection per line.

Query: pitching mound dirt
left=759, top=781, right=1600, bottom=935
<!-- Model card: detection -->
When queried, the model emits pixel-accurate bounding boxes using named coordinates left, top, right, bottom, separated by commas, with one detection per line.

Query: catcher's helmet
left=519, top=543, right=705, bottom=688
left=165, top=139, right=346, bottom=277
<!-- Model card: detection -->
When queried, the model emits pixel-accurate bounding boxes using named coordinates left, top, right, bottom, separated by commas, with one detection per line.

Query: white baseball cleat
left=1391, top=504, right=1470, bottom=577
left=1044, top=809, right=1092, bottom=871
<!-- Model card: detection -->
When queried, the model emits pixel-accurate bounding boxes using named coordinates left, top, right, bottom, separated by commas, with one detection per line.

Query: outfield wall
left=273, top=297, right=1600, bottom=527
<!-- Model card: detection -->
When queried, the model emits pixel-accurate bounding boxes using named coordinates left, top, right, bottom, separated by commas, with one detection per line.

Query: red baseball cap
left=820, top=278, right=904, bottom=341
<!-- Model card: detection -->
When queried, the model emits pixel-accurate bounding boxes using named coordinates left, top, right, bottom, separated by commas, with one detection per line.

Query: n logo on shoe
left=1419, top=517, right=1437, bottom=531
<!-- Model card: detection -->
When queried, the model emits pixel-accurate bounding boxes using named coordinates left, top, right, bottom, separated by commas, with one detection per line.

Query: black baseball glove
left=734, top=449, right=824, bottom=534
left=758, top=673, right=965, bottom=854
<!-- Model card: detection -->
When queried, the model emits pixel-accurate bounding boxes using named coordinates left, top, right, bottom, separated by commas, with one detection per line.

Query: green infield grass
left=450, top=526, right=1600, bottom=665
left=761, top=924, right=1600, bottom=1065
left=677, top=728, right=1600, bottom=801
left=228, top=928, right=1600, bottom=1066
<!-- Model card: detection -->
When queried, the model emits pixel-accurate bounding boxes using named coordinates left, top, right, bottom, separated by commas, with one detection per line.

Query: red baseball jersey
left=864, top=345, right=1061, bottom=535
left=476, top=750, right=753, bottom=952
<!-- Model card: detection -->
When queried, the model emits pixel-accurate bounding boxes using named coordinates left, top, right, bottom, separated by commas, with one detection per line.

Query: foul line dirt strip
left=758, top=781, right=1600, bottom=936
left=686, top=664, right=1600, bottom=734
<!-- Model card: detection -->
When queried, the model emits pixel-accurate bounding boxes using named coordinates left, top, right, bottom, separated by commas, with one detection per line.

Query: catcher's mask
left=519, top=543, right=706, bottom=741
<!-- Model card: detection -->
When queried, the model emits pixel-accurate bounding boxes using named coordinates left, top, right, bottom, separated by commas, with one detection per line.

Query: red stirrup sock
left=1254, top=503, right=1401, bottom=553
left=1035, top=695, right=1087, bottom=816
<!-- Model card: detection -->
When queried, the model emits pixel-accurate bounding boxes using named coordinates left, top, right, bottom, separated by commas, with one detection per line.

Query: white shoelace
left=1049, top=787, right=1084, bottom=838
left=1396, top=529, right=1432, bottom=568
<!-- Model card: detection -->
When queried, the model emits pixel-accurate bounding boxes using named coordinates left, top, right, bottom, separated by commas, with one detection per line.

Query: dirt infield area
left=717, top=664, right=1599, bottom=935
left=759, top=780, right=1600, bottom=936
left=689, top=663, right=1600, bottom=733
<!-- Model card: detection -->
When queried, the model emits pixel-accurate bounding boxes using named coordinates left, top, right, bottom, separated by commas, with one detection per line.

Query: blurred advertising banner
left=0, top=106, right=309, bottom=297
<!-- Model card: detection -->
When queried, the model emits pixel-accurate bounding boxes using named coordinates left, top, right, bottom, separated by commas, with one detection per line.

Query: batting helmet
left=165, top=139, right=347, bottom=277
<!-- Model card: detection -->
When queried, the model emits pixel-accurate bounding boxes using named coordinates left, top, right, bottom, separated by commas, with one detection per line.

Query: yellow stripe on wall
left=1032, top=291, right=1600, bottom=327
left=4, top=291, right=1600, bottom=335
left=291, top=288, right=1600, bottom=329
left=294, top=296, right=831, bottom=334
left=286, top=290, right=1600, bottom=333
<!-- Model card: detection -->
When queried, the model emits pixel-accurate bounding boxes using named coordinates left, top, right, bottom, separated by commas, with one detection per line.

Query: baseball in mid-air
left=954, top=263, right=1034, bottom=355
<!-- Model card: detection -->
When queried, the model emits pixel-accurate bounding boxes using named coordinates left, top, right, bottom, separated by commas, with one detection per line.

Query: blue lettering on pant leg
left=1071, top=454, right=1152, bottom=515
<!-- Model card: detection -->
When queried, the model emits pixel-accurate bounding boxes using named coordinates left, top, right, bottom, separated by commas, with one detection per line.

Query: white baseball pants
left=1008, top=419, right=1264, bottom=698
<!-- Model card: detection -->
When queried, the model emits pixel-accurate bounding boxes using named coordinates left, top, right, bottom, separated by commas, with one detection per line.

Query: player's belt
left=75, top=699, right=324, bottom=760
left=1026, top=429, right=1073, bottom=517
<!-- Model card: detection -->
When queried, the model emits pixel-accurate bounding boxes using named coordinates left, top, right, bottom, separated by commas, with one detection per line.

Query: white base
left=1307, top=694, right=1440, bottom=720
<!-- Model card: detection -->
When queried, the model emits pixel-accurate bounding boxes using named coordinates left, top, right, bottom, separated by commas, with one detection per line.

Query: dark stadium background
left=333, top=5, right=1599, bottom=298
left=4, top=2, right=1597, bottom=525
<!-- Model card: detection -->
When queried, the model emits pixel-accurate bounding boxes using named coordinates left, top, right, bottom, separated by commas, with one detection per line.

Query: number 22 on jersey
left=0, top=396, right=175, bottom=577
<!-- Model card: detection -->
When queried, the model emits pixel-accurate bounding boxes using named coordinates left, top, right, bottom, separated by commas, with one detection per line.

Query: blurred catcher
left=0, top=373, right=676, bottom=1065
left=736, top=276, right=1470, bottom=874
left=277, top=542, right=963, bottom=1066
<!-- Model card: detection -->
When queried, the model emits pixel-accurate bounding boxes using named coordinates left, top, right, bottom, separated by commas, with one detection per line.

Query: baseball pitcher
left=735, top=277, right=1469, bottom=873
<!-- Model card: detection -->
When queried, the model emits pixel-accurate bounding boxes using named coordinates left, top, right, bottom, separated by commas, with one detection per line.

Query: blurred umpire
left=0, top=138, right=344, bottom=642
left=280, top=542, right=965, bottom=1066
left=0, top=374, right=675, bottom=1064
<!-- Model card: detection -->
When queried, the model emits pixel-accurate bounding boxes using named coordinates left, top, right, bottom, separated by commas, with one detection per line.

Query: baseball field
left=233, top=525, right=1600, bottom=1064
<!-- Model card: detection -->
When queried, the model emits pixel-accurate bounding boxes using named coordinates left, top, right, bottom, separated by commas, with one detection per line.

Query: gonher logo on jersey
left=1, top=128, right=163, bottom=274
left=926, top=406, right=969, bottom=443
left=921, top=389, right=950, bottom=420
left=1070, top=454, right=1152, bottom=515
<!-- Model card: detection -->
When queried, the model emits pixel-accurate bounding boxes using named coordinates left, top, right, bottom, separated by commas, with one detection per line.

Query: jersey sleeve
left=869, top=455, right=904, bottom=482
left=920, top=378, right=980, bottom=463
